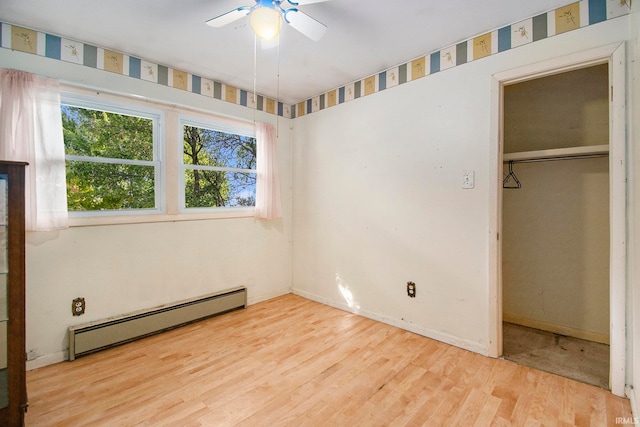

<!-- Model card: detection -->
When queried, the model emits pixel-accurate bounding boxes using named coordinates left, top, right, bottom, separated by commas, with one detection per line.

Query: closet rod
left=504, top=153, right=609, bottom=164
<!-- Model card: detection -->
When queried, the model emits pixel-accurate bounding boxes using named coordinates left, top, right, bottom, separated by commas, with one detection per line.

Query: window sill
left=68, top=209, right=256, bottom=227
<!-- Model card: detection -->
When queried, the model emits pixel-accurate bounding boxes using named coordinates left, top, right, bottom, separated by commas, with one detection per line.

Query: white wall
left=0, top=48, right=293, bottom=368
left=291, top=18, right=630, bottom=356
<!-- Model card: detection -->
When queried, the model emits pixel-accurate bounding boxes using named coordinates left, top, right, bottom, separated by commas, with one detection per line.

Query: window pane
left=183, top=125, right=256, bottom=170
left=184, top=170, right=256, bottom=208
left=62, top=105, right=154, bottom=161
left=66, top=161, right=155, bottom=211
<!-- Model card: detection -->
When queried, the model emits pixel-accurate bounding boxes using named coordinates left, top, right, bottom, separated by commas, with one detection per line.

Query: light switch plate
left=462, top=170, right=475, bottom=189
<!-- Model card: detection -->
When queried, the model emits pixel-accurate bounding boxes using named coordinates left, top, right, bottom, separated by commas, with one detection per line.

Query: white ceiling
left=0, top=0, right=570, bottom=105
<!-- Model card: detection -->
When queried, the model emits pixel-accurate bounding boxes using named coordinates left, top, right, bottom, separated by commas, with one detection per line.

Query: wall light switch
left=462, top=170, right=475, bottom=189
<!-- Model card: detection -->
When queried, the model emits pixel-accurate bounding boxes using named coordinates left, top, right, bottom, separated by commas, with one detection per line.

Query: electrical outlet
left=407, top=281, right=416, bottom=298
left=72, top=297, right=85, bottom=316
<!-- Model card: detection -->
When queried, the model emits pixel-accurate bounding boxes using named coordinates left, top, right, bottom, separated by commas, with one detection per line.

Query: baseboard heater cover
left=68, top=287, right=246, bottom=360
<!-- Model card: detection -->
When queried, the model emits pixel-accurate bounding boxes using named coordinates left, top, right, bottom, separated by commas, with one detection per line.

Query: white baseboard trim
left=503, top=313, right=610, bottom=344
left=27, top=351, right=66, bottom=371
left=292, top=288, right=488, bottom=356
left=247, top=288, right=291, bottom=306
left=33, top=289, right=490, bottom=370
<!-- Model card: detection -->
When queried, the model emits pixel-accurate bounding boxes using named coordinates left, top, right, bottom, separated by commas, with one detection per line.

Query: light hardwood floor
left=26, top=294, right=632, bottom=426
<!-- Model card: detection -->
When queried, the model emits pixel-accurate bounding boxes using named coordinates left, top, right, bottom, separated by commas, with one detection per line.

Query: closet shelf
left=503, top=144, right=609, bottom=162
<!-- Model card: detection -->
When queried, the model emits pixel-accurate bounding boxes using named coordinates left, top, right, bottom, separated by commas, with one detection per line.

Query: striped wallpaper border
left=0, top=22, right=293, bottom=118
left=0, top=0, right=630, bottom=119
left=293, top=0, right=630, bottom=118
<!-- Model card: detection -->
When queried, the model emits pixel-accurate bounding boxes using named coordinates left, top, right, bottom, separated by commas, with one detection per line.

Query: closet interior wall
left=502, top=64, right=610, bottom=344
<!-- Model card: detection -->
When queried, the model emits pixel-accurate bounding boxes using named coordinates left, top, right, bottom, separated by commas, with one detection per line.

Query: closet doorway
left=501, top=64, right=610, bottom=389
left=488, top=43, right=626, bottom=396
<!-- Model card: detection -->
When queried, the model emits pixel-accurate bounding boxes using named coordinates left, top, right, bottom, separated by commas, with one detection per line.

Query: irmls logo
left=616, top=417, right=640, bottom=424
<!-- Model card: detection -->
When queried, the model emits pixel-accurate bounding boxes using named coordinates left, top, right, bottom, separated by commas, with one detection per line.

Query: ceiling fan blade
left=285, top=9, right=327, bottom=41
left=205, top=8, right=250, bottom=28
left=287, top=0, right=332, bottom=4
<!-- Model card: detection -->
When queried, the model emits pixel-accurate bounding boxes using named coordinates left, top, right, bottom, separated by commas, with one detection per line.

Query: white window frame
left=61, top=93, right=165, bottom=218
left=178, top=116, right=257, bottom=214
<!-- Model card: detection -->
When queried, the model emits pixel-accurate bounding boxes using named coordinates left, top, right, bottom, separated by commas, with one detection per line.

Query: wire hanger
left=503, top=160, right=521, bottom=189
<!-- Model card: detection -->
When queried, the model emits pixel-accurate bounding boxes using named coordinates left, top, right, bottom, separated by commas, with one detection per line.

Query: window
left=61, top=94, right=163, bottom=216
left=59, top=89, right=259, bottom=224
left=180, top=118, right=257, bottom=211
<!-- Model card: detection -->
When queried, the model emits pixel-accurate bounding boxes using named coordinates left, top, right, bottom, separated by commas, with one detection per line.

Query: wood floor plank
left=524, top=370, right=553, bottom=423
left=25, top=294, right=632, bottom=426
left=509, top=367, right=541, bottom=425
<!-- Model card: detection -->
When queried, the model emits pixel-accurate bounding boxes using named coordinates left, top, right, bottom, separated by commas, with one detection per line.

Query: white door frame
left=488, top=42, right=627, bottom=397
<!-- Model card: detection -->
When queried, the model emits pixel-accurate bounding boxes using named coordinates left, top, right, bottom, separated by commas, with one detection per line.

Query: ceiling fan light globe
left=250, top=7, right=282, bottom=40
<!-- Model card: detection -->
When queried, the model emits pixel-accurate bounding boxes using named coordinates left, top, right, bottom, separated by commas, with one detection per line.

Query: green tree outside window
left=62, top=105, right=157, bottom=211
left=183, top=124, right=256, bottom=208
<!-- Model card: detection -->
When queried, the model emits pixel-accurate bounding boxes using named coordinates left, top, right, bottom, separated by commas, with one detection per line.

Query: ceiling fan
left=206, top=0, right=331, bottom=42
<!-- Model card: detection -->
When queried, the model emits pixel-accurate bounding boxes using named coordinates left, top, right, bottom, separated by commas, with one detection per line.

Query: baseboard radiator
left=68, top=287, right=246, bottom=360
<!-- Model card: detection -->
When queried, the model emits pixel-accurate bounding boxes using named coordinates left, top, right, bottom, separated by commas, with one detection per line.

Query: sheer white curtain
left=255, top=122, right=281, bottom=220
left=0, top=69, right=68, bottom=231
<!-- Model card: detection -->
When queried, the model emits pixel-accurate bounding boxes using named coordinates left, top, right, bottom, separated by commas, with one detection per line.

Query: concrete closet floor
left=502, top=322, right=609, bottom=390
